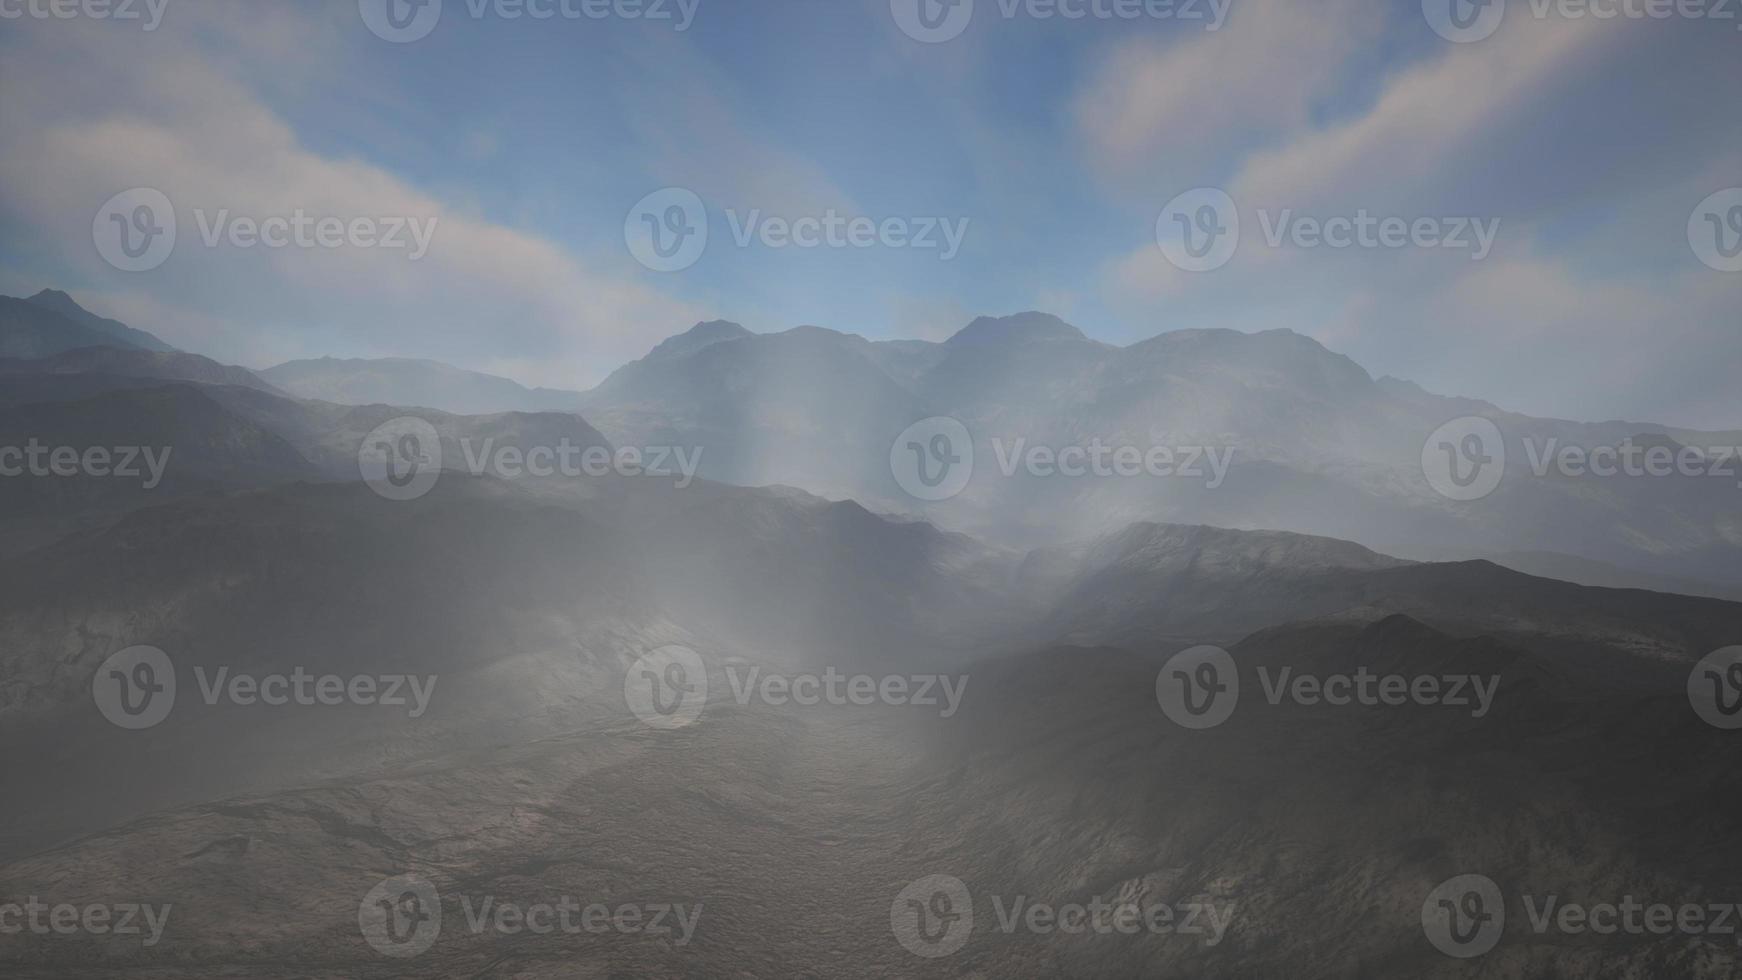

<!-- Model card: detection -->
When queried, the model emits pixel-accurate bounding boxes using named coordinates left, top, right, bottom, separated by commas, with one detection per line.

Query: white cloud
left=1073, top=0, right=1379, bottom=184
left=0, top=10, right=704, bottom=389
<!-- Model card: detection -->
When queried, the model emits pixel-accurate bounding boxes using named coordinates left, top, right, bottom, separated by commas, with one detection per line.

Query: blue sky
left=0, top=0, right=1737, bottom=425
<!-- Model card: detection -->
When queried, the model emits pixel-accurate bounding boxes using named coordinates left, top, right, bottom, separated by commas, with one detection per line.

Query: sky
left=0, top=0, right=1737, bottom=426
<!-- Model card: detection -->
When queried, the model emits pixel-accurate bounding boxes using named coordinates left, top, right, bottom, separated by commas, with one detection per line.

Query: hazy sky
left=1, top=0, right=1737, bottom=426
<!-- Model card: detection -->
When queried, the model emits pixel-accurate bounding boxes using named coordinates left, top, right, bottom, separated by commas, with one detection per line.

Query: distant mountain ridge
left=24, top=289, right=175, bottom=351
left=570, top=312, right=1742, bottom=593
left=0, top=346, right=282, bottom=394
left=261, top=355, right=588, bottom=416
left=5, top=291, right=1737, bottom=595
left=0, top=290, right=174, bottom=358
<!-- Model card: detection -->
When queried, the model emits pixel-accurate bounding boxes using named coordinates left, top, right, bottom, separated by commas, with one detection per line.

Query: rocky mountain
left=0, top=346, right=282, bottom=395
left=0, top=367, right=612, bottom=558
left=1, top=499, right=1736, bottom=975
left=21, top=289, right=176, bottom=352
left=574, top=313, right=1742, bottom=594
left=0, top=331, right=1737, bottom=978
left=0, top=292, right=174, bottom=358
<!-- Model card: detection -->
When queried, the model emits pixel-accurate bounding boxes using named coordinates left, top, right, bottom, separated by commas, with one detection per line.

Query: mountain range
left=225, top=305, right=1742, bottom=596
left=1, top=289, right=1737, bottom=977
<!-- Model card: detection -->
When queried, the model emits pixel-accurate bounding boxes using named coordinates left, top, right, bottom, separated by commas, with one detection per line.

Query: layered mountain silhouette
left=262, top=357, right=588, bottom=416
left=1, top=289, right=1737, bottom=977
left=576, top=314, right=1742, bottom=592
left=0, top=290, right=174, bottom=358
left=2, top=474, right=1737, bottom=976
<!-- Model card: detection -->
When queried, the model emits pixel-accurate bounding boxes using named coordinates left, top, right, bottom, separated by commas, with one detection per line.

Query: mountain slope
left=3, top=610, right=1736, bottom=977
left=261, top=357, right=587, bottom=416
left=24, top=289, right=175, bottom=352
left=0, top=347, right=282, bottom=394
left=576, top=313, right=1742, bottom=590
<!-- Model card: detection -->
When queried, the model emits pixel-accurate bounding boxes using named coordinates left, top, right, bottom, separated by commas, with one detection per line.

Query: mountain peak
left=945, top=312, right=1088, bottom=347
left=646, top=320, right=753, bottom=360
left=27, top=288, right=85, bottom=317
left=4, top=289, right=176, bottom=354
